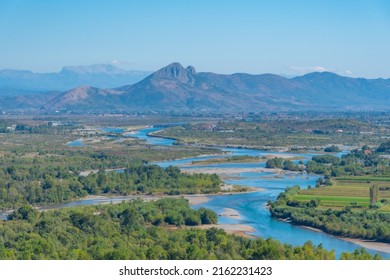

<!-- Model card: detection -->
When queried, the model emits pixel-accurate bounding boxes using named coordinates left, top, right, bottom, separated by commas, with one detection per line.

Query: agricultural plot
left=295, top=178, right=390, bottom=211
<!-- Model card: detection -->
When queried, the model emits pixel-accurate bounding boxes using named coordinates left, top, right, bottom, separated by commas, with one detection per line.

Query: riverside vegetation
left=1, top=115, right=388, bottom=259
left=0, top=118, right=223, bottom=210
left=1, top=198, right=377, bottom=260
left=268, top=141, right=390, bottom=243
left=153, top=117, right=390, bottom=150
left=155, top=115, right=390, bottom=245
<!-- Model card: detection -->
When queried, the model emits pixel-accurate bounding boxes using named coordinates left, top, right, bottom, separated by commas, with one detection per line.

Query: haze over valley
left=2, top=62, right=390, bottom=113
left=1, top=0, right=390, bottom=265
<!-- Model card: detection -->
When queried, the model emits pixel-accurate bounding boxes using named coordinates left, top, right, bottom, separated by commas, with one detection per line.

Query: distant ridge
left=2, top=63, right=390, bottom=112
left=0, top=64, right=152, bottom=91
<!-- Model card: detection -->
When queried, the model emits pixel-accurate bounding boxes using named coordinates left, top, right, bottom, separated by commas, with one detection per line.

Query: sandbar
left=197, top=224, right=256, bottom=238
left=220, top=208, right=242, bottom=220
left=301, top=225, right=390, bottom=254
left=340, top=237, right=390, bottom=254
left=182, top=167, right=281, bottom=175
left=183, top=195, right=210, bottom=206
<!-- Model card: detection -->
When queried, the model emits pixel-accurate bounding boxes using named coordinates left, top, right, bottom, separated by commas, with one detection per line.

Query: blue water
left=101, top=127, right=125, bottom=133
left=67, top=139, right=85, bottom=147
left=0, top=212, right=9, bottom=220
left=138, top=127, right=390, bottom=259
left=3, top=126, right=389, bottom=259
left=125, top=127, right=176, bottom=146
left=192, top=172, right=376, bottom=258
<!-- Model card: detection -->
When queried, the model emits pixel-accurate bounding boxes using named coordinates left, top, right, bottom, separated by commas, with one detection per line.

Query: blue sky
left=0, top=0, right=389, bottom=77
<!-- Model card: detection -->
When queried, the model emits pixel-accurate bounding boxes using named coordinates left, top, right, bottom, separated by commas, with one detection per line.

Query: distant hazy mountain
left=3, top=63, right=390, bottom=112
left=0, top=64, right=152, bottom=92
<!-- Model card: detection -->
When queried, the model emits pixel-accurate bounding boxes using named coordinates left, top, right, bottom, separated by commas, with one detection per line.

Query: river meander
left=2, top=126, right=389, bottom=258
left=141, top=127, right=390, bottom=258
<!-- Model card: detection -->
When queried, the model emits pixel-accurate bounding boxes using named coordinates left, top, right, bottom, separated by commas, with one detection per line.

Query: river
left=3, top=126, right=390, bottom=258
left=138, top=127, right=390, bottom=258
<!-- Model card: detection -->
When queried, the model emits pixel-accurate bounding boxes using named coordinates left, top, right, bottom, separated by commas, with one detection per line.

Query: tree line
left=0, top=161, right=221, bottom=210
left=266, top=141, right=390, bottom=180
left=0, top=198, right=378, bottom=260
left=269, top=186, right=390, bottom=243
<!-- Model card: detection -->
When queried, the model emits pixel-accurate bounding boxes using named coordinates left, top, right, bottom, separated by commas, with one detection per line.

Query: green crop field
left=295, top=177, right=390, bottom=211
left=337, top=176, right=390, bottom=182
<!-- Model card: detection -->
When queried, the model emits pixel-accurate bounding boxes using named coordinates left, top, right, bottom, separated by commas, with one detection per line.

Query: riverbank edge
left=0, top=186, right=263, bottom=218
left=195, top=224, right=256, bottom=239
left=146, top=129, right=179, bottom=142
left=275, top=218, right=390, bottom=255
left=129, top=127, right=311, bottom=161
left=150, top=130, right=327, bottom=153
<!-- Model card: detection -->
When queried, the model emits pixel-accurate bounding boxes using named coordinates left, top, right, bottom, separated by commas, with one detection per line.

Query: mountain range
left=0, top=64, right=151, bottom=92
left=1, top=63, right=390, bottom=112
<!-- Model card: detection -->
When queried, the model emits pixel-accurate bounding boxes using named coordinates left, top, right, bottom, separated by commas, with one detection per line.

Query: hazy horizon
left=1, top=0, right=389, bottom=78
left=1, top=62, right=389, bottom=80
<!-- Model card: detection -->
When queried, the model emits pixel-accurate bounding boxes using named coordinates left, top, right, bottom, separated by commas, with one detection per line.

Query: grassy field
left=295, top=178, right=390, bottom=211
left=190, top=155, right=267, bottom=165
left=154, top=118, right=390, bottom=150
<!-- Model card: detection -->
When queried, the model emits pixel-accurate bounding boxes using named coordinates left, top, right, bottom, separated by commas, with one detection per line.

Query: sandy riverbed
left=196, top=224, right=256, bottom=238
left=76, top=193, right=256, bottom=238
left=74, top=189, right=261, bottom=207
left=196, top=205, right=256, bottom=238
left=301, top=225, right=390, bottom=254
left=183, top=195, right=210, bottom=206
left=181, top=185, right=263, bottom=205
left=220, top=208, right=242, bottom=220
left=80, top=194, right=390, bottom=254
left=182, top=167, right=282, bottom=175
left=340, top=238, right=390, bottom=254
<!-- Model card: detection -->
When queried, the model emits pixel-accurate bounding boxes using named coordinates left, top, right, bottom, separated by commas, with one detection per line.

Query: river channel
left=135, top=127, right=390, bottom=258
left=2, top=126, right=389, bottom=258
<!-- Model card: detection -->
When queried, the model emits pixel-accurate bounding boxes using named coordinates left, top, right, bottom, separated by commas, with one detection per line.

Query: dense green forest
left=0, top=161, right=221, bottom=210
left=0, top=198, right=378, bottom=260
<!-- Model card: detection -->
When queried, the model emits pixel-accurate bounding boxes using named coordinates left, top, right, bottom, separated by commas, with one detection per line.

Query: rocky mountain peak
left=153, top=63, right=196, bottom=84
left=186, top=65, right=196, bottom=75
